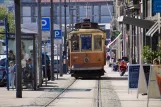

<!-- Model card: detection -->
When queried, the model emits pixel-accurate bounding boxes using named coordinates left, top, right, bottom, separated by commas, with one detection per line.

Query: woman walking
left=9, top=61, right=15, bottom=90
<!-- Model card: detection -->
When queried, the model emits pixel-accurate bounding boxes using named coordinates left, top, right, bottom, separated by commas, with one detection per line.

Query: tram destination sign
left=128, top=64, right=140, bottom=89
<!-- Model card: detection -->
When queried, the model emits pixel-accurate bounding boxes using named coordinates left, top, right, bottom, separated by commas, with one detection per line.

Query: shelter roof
left=35, top=0, right=113, bottom=2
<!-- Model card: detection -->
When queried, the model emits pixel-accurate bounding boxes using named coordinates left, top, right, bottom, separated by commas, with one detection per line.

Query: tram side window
left=71, top=34, right=79, bottom=52
left=94, top=36, right=102, bottom=50
left=81, top=34, right=92, bottom=50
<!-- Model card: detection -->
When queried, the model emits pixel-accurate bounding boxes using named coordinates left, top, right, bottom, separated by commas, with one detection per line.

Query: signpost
left=42, top=17, right=50, bottom=31
left=54, top=30, right=62, bottom=39
left=128, top=64, right=140, bottom=93
left=53, top=30, right=63, bottom=78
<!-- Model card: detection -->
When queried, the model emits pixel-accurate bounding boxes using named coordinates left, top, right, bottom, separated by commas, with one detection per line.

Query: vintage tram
left=68, top=19, right=106, bottom=78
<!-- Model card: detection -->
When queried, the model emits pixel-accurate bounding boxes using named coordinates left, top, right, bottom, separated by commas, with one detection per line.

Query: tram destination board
left=128, top=64, right=140, bottom=89
left=81, top=34, right=92, bottom=50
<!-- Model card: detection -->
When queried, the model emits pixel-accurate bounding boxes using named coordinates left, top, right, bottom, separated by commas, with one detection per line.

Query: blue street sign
left=54, top=30, right=62, bottom=39
left=152, top=0, right=161, bottom=14
left=41, top=17, right=50, bottom=31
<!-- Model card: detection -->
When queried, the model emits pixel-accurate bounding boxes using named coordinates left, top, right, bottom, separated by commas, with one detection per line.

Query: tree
left=0, top=6, right=15, bottom=39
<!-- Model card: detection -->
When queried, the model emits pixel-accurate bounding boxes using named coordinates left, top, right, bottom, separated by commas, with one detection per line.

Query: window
left=81, top=34, right=92, bottom=51
left=94, top=36, right=102, bottom=51
left=71, top=34, right=79, bottom=52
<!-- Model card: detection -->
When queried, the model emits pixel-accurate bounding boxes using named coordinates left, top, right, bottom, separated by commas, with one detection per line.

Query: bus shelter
left=0, top=33, right=40, bottom=91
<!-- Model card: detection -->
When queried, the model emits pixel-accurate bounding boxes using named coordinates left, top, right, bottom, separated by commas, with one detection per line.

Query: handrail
left=107, top=33, right=122, bottom=48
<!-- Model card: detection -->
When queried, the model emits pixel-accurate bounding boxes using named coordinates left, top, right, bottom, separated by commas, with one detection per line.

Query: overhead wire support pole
left=50, top=0, right=54, bottom=80
left=59, top=0, right=63, bottom=76
left=64, top=0, right=67, bottom=74
left=38, top=0, right=42, bottom=86
left=14, top=0, right=22, bottom=98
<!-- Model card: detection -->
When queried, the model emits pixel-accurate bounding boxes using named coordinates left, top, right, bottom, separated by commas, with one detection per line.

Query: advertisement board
left=128, top=64, right=140, bottom=89
left=143, top=65, right=151, bottom=86
left=148, top=65, right=161, bottom=98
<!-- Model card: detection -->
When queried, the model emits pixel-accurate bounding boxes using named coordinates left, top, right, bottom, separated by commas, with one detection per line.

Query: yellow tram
left=68, top=19, right=106, bottom=78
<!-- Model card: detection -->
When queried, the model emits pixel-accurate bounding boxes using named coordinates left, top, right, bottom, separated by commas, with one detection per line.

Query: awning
left=107, top=33, right=122, bottom=48
left=118, top=16, right=155, bottom=29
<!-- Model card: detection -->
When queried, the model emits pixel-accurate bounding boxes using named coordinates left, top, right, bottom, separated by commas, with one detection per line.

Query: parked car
left=0, top=57, right=7, bottom=86
left=0, top=66, right=6, bottom=86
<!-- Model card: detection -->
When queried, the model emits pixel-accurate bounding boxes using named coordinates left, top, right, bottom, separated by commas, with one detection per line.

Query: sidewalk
left=105, top=65, right=161, bottom=107
left=104, top=64, right=128, bottom=80
left=0, top=74, right=75, bottom=107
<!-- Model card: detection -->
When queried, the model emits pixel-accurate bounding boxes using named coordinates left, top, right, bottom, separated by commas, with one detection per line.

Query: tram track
left=43, top=79, right=77, bottom=107
left=97, top=79, right=102, bottom=107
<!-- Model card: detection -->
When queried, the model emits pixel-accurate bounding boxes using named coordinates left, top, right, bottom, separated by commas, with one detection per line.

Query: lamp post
left=38, top=0, right=42, bottom=86
left=50, top=0, right=54, bottom=80
left=14, top=0, right=22, bottom=98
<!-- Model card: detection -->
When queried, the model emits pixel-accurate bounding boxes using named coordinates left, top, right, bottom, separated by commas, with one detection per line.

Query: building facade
left=110, top=0, right=160, bottom=64
left=20, top=0, right=113, bottom=24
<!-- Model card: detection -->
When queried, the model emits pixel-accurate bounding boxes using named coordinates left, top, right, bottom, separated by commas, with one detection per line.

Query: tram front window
left=81, top=34, right=92, bottom=51
left=94, top=35, right=102, bottom=51
left=71, top=34, right=79, bottom=52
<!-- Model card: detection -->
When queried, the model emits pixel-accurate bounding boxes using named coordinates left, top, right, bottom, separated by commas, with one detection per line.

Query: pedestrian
left=42, top=53, right=50, bottom=81
left=8, top=50, right=15, bottom=63
left=142, top=58, right=160, bottom=95
left=8, top=61, right=15, bottom=90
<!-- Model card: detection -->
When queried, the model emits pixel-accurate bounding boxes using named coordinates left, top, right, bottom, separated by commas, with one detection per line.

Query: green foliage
left=0, top=6, right=15, bottom=39
left=142, top=46, right=161, bottom=63
left=7, top=12, right=15, bottom=32
left=0, top=6, right=8, bottom=20
left=142, top=46, right=152, bottom=63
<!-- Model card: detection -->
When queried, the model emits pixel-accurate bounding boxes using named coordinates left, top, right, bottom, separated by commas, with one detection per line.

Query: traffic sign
left=54, top=30, right=62, bottom=39
left=41, top=17, right=50, bottom=31
left=152, top=0, right=161, bottom=14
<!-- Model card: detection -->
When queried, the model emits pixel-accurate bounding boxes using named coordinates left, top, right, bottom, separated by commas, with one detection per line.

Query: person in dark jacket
left=8, top=50, right=15, bottom=63
left=42, top=52, right=50, bottom=81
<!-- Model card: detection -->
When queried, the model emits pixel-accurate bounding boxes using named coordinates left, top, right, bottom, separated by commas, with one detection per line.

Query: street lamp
left=14, top=0, right=22, bottom=98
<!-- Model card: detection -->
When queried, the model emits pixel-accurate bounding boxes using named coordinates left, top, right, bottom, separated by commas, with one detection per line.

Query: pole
left=4, top=17, right=9, bottom=91
left=60, top=44, right=63, bottom=76
left=71, top=8, right=74, bottom=30
left=57, top=45, right=58, bottom=79
left=44, top=44, right=47, bottom=86
left=50, top=0, right=54, bottom=80
left=38, top=0, right=42, bottom=86
left=60, top=0, right=62, bottom=30
left=69, top=0, right=71, bottom=30
left=14, top=0, right=22, bottom=98
left=59, top=0, right=63, bottom=77
left=33, top=36, right=36, bottom=90
left=130, top=25, right=132, bottom=64
left=64, top=0, right=67, bottom=74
